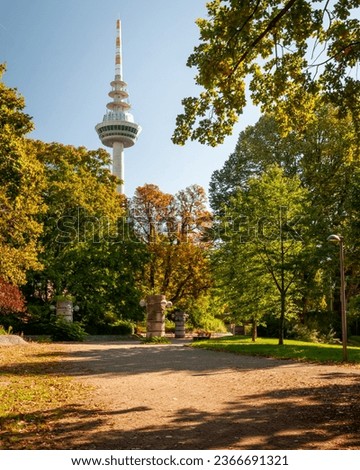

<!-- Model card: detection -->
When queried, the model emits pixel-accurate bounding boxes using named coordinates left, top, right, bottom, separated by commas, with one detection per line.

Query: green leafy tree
left=213, top=239, right=276, bottom=341
left=340, top=166, right=360, bottom=333
left=210, top=107, right=360, bottom=338
left=215, top=165, right=310, bottom=344
left=210, top=106, right=357, bottom=248
left=172, top=0, right=360, bottom=146
left=209, top=114, right=303, bottom=214
left=0, top=65, right=45, bottom=285
left=24, top=140, right=147, bottom=331
left=50, top=230, right=148, bottom=330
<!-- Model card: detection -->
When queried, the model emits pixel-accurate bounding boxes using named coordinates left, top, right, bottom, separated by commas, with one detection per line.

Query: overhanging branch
left=229, top=0, right=299, bottom=77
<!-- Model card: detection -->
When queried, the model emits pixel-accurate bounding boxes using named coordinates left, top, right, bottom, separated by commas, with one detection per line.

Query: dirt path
left=53, top=339, right=360, bottom=450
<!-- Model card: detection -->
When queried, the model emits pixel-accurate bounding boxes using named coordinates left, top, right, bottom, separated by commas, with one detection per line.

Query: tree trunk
left=278, top=233, right=285, bottom=345
left=251, top=318, right=257, bottom=342
left=279, top=291, right=286, bottom=345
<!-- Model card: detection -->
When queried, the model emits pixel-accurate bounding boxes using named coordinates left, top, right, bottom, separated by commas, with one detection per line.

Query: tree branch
left=226, top=0, right=262, bottom=49
left=229, top=0, right=299, bottom=77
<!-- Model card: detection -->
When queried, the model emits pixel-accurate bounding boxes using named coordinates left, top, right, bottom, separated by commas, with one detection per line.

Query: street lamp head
left=327, top=234, right=343, bottom=243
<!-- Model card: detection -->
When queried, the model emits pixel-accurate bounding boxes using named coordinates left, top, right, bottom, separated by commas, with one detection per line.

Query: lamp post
left=327, top=234, right=348, bottom=361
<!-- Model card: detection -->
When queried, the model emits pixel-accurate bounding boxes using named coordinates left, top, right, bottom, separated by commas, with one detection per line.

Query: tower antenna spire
left=115, top=19, right=122, bottom=80
left=95, top=19, right=141, bottom=195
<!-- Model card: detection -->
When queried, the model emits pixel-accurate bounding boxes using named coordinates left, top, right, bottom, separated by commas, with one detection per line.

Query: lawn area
left=0, top=343, right=92, bottom=449
left=191, top=335, right=360, bottom=364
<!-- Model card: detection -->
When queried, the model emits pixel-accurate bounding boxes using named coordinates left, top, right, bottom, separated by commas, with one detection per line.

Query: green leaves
left=173, top=0, right=360, bottom=146
left=210, top=103, right=360, bottom=342
left=23, top=140, right=148, bottom=328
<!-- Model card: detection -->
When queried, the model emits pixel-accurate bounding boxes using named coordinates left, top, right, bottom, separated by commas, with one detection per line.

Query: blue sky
left=1, top=0, right=260, bottom=200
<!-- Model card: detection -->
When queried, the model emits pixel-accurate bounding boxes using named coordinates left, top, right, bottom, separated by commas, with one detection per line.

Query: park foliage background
left=1, top=0, right=360, bottom=345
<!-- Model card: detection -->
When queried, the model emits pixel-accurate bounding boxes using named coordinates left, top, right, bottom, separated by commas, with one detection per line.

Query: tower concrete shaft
left=113, top=141, right=124, bottom=194
left=95, top=19, right=141, bottom=194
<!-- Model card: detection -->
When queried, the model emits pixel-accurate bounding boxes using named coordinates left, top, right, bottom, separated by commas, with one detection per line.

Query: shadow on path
left=2, top=341, right=360, bottom=450
left=2, top=341, right=296, bottom=377
left=2, top=380, right=359, bottom=450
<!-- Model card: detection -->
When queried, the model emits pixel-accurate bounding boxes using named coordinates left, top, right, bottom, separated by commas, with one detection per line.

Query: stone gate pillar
left=56, top=299, right=73, bottom=322
left=140, top=295, right=172, bottom=338
left=146, top=294, right=166, bottom=338
left=173, top=310, right=189, bottom=338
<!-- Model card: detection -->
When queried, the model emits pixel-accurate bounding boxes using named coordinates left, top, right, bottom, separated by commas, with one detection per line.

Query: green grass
left=191, top=335, right=360, bottom=364
left=141, top=335, right=171, bottom=344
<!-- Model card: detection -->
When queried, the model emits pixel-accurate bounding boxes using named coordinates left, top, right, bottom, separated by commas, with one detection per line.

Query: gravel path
left=53, top=339, right=360, bottom=450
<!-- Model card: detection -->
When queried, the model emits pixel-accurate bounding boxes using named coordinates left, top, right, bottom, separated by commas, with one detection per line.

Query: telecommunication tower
left=95, top=20, right=141, bottom=194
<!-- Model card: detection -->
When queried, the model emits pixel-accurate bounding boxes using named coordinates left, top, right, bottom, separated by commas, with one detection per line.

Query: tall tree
left=130, top=184, right=213, bottom=307
left=172, top=0, right=360, bottom=146
left=210, top=106, right=357, bottom=234
left=209, top=114, right=302, bottom=214
left=213, top=237, right=276, bottom=341
left=215, top=165, right=309, bottom=344
left=24, top=140, right=147, bottom=329
left=210, top=107, right=360, bottom=338
left=0, top=65, right=45, bottom=285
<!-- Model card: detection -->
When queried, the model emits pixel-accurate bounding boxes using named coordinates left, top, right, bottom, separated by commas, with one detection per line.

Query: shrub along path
left=1, top=339, right=360, bottom=450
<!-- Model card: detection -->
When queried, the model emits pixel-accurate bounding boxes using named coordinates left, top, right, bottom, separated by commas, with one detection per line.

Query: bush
left=51, top=317, right=88, bottom=342
left=288, top=324, right=320, bottom=342
left=197, top=317, right=227, bottom=333
left=141, top=336, right=171, bottom=344
left=165, top=319, right=175, bottom=333
left=21, top=304, right=52, bottom=335
left=0, top=308, right=35, bottom=335
left=288, top=324, right=337, bottom=344
left=84, top=319, right=134, bottom=335
left=110, top=320, right=134, bottom=335
left=0, top=279, right=26, bottom=314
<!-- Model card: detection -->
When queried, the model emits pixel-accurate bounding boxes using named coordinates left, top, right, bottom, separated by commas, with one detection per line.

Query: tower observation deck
left=95, top=20, right=141, bottom=194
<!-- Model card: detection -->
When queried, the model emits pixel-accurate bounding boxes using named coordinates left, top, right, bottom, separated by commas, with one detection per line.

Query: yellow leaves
left=270, top=89, right=318, bottom=138
left=0, top=149, right=45, bottom=284
left=0, top=77, right=46, bottom=285
left=0, top=243, right=43, bottom=285
left=131, top=184, right=213, bottom=301
left=250, top=51, right=321, bottom=138
left=31, top=140, right=126, bottom=221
